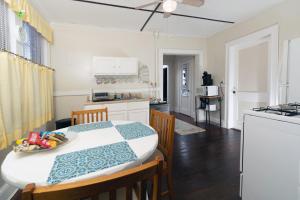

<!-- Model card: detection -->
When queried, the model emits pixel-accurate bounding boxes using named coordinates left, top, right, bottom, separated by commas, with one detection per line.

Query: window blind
left=0, top=0, right=9, bottom=50
left=23, top=22, right=43, bottom=65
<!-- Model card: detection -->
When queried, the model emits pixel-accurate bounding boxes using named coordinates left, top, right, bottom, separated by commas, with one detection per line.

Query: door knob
left=233, top=90, right=236, bottom=94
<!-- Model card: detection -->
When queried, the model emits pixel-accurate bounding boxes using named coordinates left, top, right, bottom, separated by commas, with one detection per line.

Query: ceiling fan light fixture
left=163, top=0, right=177, bottom=13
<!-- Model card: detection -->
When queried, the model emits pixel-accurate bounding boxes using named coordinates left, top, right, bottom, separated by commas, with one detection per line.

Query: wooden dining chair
left=149, top=109, right=175, bottom=200
left=71, top=108, right=108, bottom=125
left=22, top=158, right=163, bottom=200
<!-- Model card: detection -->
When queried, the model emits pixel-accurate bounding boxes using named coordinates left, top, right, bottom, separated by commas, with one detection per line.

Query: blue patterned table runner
left=47, top=141, right=137, bottom=184
left=115, top=122, right=155, bottom=140
left=67, top=121, right=113, bottom=132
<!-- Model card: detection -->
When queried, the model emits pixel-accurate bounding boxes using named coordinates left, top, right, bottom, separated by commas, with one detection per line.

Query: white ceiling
left=30, top=0, right=285, bottom=37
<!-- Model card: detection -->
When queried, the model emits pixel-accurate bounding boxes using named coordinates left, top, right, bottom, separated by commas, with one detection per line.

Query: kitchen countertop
left=84, top=98, right=149, bottom=105
left=150, top=101, right=167, bottom=106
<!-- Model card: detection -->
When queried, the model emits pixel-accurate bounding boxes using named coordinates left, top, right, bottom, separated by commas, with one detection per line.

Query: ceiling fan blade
left=135, top=1, right=161, bottom=9
left=179, top=0, right=205, bottom=7
left=163, top=12, right=172, bottom=18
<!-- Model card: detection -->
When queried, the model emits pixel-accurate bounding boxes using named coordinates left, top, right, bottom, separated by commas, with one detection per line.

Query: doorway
left=162, top=54, right=195, bottom=116
left=233, top=40, right=269, bottom=129
left=225, top=25, right=279, bottom=129
left=158, top=49, right=203, bottom=119
left=163, top=65, right=168, bottom=102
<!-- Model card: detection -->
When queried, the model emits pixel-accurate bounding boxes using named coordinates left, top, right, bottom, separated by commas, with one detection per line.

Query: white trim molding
left=225, top=24, right=279, bottom=129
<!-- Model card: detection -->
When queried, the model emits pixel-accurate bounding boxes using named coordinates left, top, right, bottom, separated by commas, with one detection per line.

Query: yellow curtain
left=0, top=51, right=54, bottom=149
left=4, top=0, right=53, bottom=43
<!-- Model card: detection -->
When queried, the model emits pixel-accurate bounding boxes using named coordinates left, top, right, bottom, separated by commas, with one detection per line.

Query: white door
left=179, top=61, right=192, bottom=116
left=287, top=38, right=300, bottom=102
left=233, top=42, right=269, bottom=129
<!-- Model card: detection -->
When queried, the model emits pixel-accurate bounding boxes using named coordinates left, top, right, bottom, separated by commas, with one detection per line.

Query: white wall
left=51, top=23, right=206, bottom=120
left=50, top=0, right=300, bottom=122
left=207, top=0, right=300, bottom=122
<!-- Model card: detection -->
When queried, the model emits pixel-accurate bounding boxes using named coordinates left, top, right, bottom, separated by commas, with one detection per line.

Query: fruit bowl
left=13, top=131, right=73, bottom=153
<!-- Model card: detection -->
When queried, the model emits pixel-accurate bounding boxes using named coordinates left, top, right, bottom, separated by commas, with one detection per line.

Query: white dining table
left=1, top=121, right=158, bottom=189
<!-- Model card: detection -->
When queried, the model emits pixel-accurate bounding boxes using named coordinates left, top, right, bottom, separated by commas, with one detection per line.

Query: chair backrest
left=71, top=108, right=108, bottom=125
left=22, top=158, right=163, bottom=200
left=150, top=109, right=175, bottom=168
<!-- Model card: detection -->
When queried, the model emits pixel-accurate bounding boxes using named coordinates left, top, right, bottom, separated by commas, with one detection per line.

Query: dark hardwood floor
left=171, top=112, right=241, bottom=200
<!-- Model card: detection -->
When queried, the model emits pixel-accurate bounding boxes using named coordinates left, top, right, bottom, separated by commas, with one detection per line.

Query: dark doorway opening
left=163, top=67, right=168, bottom=102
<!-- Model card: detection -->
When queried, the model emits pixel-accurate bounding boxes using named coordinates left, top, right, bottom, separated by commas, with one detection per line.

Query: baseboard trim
left=8, top=189, right=19, bottom=200
left=0, top=183, right=18, bottom=200
left=196, top=116, right=225, bottom=128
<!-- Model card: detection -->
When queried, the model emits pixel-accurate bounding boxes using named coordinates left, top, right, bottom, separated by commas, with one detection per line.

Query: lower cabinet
left=128, top=109, right=149, bottom=124
left=84, top=101, right=150, bottom=124
left=109, top=111, right=127, bottom=121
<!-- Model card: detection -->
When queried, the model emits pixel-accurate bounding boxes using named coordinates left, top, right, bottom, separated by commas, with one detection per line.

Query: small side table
left=195, top=95, right=222, bottom=127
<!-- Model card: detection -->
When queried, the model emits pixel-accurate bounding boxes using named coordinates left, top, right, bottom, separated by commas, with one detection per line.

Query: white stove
left=240, top=105, right=300, bottom=200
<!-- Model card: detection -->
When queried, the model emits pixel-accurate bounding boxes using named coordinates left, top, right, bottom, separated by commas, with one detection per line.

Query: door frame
left=157, top=49, right=204, bottom=117
left=225, top=25, right=279, bottom=129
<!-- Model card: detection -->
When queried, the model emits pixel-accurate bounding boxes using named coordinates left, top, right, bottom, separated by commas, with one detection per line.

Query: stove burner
left=253, top=102, right=300, bottom=116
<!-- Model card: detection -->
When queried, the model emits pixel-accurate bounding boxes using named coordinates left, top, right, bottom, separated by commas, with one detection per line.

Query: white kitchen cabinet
left=84, top=103, right=127, bottom=111
left=128, top=109, right=149, bottom=124
left=84, top=100, right=149, bottom=124
left=109, top=111, right=127, bottom=121
left=92, top=57, right=138, bottom=75
left=117, top=58, right=138, bottom=75
left=92, top=57, right=117, bottom=75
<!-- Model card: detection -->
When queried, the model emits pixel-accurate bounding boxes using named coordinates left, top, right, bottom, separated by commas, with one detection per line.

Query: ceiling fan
left=136, top=0, right=205, bottom=18
left=72, top=0, right=233, bottom=32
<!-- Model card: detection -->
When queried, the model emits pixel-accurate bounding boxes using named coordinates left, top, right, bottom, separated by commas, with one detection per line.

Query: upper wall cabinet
left=92, top=57, right=138, bottom=76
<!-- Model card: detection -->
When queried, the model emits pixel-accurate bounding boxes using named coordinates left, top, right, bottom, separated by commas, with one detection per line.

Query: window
left=0, top=0, right=9, bottom=50
left=181, top=64, right=189, bottom=96
left=2, top=2, right=49, bottom=66
left=0, top=2, right=51, bottom=197
left=20, top=22, right=43, bottom=64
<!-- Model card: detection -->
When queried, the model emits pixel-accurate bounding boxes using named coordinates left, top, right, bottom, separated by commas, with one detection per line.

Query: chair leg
left=160, top=172, right=174, bottom=200
left=166, top=173, right=174, bottom=200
